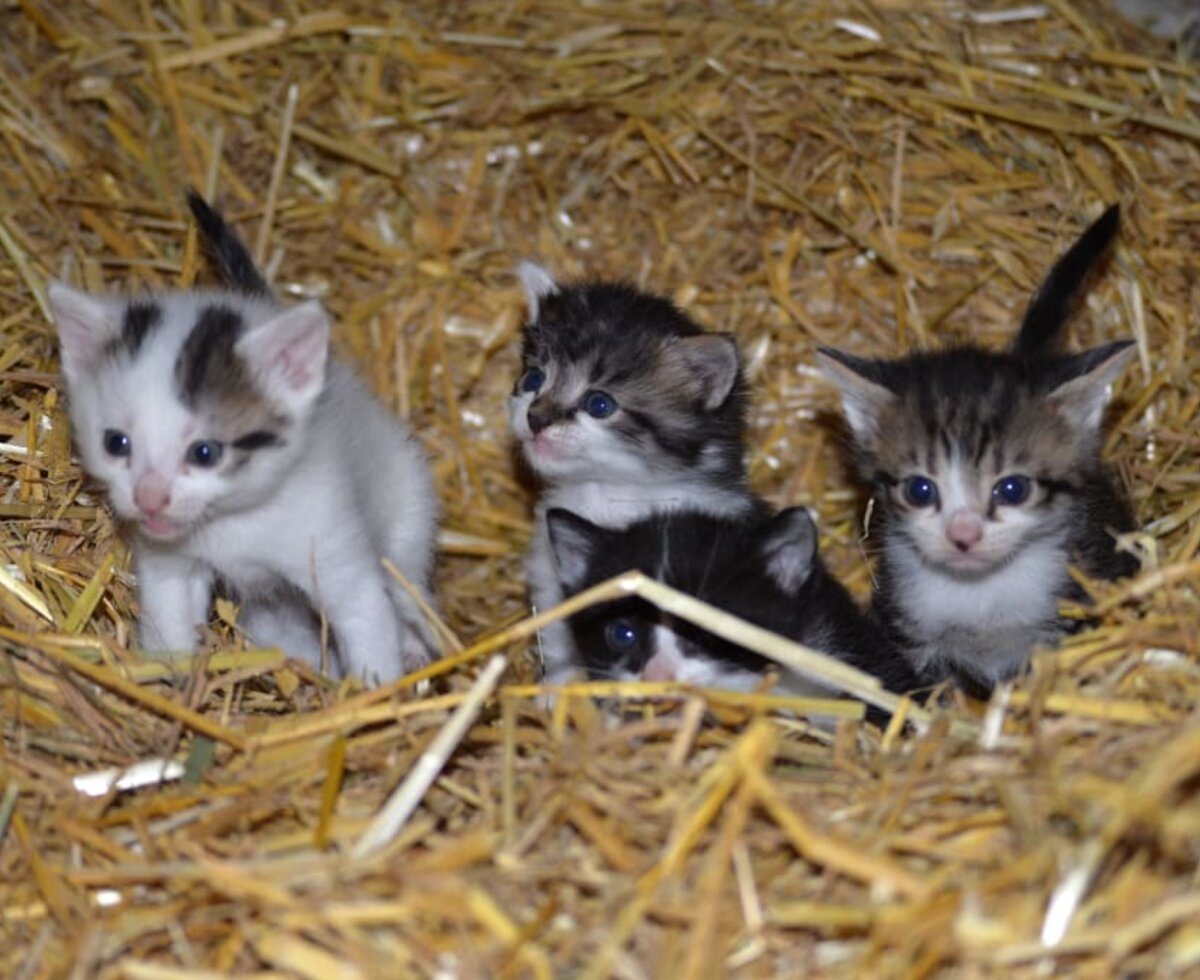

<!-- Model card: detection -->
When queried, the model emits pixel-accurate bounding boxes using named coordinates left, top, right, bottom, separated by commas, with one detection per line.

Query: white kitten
left=47, top=197, right=438, bottom=682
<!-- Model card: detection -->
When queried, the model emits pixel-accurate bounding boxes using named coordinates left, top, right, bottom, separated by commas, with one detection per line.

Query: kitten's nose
left=642, top=652, right=677, bottom=682
left=527, top=407, right=554, bottom=435
left=946, top=511, right=984, bottom=552
left=134, top=473, right=172, bottom=515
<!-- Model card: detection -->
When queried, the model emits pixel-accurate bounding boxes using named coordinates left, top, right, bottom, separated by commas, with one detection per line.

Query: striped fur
left=819, top=206, right=1138, bottom=693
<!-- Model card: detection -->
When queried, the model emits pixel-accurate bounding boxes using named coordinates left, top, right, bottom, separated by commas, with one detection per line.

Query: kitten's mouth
left=938, top=550, right=1004, bottom=575
left=139, top=514, right=187, bottom=539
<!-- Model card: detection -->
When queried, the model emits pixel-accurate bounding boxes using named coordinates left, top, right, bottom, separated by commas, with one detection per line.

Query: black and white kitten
left=509, top=264, right=757, bottom=684
left=817, top=205, right=1138, bottom=694
left=47, top=193, right=438, bottom=682
left=546, top=506, right=921, bottom=711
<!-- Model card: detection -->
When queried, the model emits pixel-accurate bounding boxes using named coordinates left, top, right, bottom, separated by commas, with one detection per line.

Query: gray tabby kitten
left=46, top=193, right=438, bottom=682
left=509, top=264, right=757, bottom=684
left=818, top=205, right=1139, bottom=694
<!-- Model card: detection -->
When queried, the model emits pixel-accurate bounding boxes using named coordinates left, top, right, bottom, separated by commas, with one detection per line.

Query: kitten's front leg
left=316, top=560, right=408, bottom=683
left=134, top=544, right=211, bottom=653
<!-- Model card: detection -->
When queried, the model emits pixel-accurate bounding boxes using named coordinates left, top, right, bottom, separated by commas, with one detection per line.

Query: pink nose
left=642, top=652, right=677, bottom=682
left=946, top=511, right=984, bottom=552
left=134, top=473, right=171, bottom=515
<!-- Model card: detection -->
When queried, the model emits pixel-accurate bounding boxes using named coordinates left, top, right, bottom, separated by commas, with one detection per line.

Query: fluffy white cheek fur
left=506, top=391, right=533, bottom=443
left=516, top=410, right=646, bottom=483
left=675, top=657, right=762, bottom=692
left=911, top=503, right=1061, bottom=575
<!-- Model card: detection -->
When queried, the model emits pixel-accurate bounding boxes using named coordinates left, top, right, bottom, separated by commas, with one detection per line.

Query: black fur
left=548, top=506, right=921, bottom=723
left=1012, top=204, right=1120, bottom=357
left=232, top=430, right=283, bottom=451
left=186, top=190, right=272, bottom=298
left=174, top=305, right=249, bottom=408
left=119, top=301, right=163, bottom=358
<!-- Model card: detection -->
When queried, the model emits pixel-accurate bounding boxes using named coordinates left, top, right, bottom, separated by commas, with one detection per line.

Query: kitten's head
left=817, top=341, right=1135, bottom=576
left=546, top=505, right=822, bottom=688
left=49, top=283, right=330, bottom=542
left=508, top=263, right=745, bottom=484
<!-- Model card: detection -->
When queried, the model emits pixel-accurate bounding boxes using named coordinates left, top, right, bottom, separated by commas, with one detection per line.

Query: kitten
left=46, top=193, right=438, bottom=682
left=817, top=205, right=1138, bottom=694
left=546, top=505, right=921, bottom=718
left=509, top=264, right=757, bottom=684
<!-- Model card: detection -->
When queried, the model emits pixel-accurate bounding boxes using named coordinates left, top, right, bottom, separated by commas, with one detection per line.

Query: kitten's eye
left=186, top=440, right=224, bottom=468
left=103, top=429, right=131, bottom=458
left=519, top=368, right=545, bottom=393
left=903, top=476, right=938, bottom=508
left=992, top=474, right=1032, bottom=506
left=604, top=619, right=640, bottom=654
left=583, top=390, right=618, bottom=419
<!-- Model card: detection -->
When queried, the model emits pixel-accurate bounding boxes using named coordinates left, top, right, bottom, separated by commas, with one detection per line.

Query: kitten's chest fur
left=541, top=476, right=752, bottom=526
left=881, top=529, right=1071, bottom=683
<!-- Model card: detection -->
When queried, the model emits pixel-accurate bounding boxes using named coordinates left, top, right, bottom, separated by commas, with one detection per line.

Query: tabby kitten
left=547, top=505, right=921, bottom=718
left=509, top=264, right=757, bottom=684
left=818, top=205, right=1138, bottom=693
left=47, top=193, right=438, bottom=681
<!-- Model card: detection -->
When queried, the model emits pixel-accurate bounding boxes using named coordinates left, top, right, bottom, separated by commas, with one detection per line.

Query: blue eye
left=519, top=368, right=545, bottom=393
left=903, top=476, right=938, bottom=508
left=186, top=440, right=224, bottom=468
left=604, top=619, right=640, bottom=653
left=993, top=474, right=1031, bottom=506
left=583, top=390, right=617, bottom=419
left=103, top=429, right=131, bottom=458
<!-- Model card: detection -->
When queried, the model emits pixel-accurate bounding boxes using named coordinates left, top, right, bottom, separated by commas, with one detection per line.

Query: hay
left=2, top=0, right=1199, bottom=975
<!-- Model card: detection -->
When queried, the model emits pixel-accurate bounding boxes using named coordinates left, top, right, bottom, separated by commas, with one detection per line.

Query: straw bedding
left=1, top=1, right=1198, bottom=976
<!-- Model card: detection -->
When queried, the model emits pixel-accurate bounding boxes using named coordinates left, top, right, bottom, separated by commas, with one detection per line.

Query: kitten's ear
left=1012, top=204, right=1120, bottom=358
left=546, top=508, right=605, bottom=594
left=1047, top=339, right=1136, bottom=431
left=47, top=281, right=120, bottom=379
left=675, top=334, right=740, bottom=410
left=517, top=262, right=560, bottom=320
left=760, top=507, right=818, bottom=595
left=236, top=300, right=330, bottom=411
left=814, top=348, right=896, bottom=445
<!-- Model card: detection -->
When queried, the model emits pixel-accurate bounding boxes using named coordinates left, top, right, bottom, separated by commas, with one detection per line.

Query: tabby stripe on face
left=174, top=305, right=252, bottom=408
left=620, top=407, right=700, bottom=465
left=119, top=301, right=162, bottom=357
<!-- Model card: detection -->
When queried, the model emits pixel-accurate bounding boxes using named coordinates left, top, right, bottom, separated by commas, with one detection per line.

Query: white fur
left=886, top=527, right=1071, bottom=682
left=622, top=624, right=831, bottom=702
left=49, top=285, right=438, bottom=683
left=517, top=261, right=559, bottom=320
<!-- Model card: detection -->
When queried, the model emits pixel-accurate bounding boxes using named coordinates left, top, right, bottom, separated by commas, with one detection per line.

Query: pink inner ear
left=278, top=343, right=317, bottom=390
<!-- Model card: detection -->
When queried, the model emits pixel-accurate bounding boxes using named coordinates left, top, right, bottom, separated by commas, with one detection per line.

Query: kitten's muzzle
left=946, top=510, right=984, bottom=553
left=527, top=404, right=567, bottom=435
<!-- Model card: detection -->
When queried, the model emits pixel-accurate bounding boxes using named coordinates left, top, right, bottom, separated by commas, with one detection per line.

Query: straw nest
left=2, top=2, right=1198, bottom=976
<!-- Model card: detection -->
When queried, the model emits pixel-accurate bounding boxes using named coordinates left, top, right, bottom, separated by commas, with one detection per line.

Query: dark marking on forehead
left=232, top=430, right=282, bottom=451
left=174, top=304, right=252, bottom=408
left=120, top=301, right=162, bottom=358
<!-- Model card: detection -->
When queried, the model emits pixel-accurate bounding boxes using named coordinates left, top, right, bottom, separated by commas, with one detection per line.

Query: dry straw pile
left=1, top=1, right=1198, bottom=976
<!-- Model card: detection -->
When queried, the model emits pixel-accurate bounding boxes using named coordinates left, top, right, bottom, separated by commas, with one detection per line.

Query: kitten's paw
left=398, top=628, right=436, bottom=674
